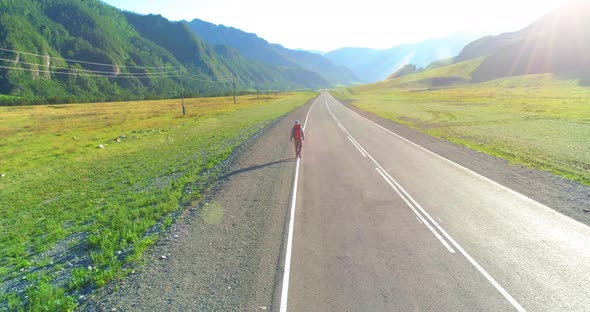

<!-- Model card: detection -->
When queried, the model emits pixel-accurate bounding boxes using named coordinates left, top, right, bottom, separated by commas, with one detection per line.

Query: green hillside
left=0, top=0, right=182, bottom=104
left=0, top=0, right=326, bottom=105
left=380, top=1, right=590, bottom=89
left=184, top=18, right=353, bottom=85
left=454, top=1, right=590, bottom=82
left=368, top=57, right=483, bottom=90
left=386, top=64, right=419, bottom=80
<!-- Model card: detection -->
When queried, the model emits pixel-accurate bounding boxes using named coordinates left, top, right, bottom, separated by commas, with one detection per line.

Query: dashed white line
left=328, top=99, right=454, bottom=252
left=327, top=96, right=526, bottom=312
left=334, top=95, right=587, bottom=231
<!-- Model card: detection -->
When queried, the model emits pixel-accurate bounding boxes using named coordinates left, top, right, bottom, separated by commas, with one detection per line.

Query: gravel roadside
left=80, top=98, right=315, bottom=311
left=338, top=99, right=590, bottom=227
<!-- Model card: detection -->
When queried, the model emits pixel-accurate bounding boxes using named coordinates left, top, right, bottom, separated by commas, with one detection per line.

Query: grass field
left=333, top=73, right=590, bottom=186
left=0, top=92, right=316, bottom=310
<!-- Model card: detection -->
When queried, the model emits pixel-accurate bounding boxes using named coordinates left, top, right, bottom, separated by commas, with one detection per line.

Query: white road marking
left=349, top=136, right=369, bottom=155
left=377, top=167, right=455, bottom=253
left=333, top=95, right=588, bottom=230
left=327, top=96, right=526, bottom=312
left=280, top=95, right=319, bottom=312
left=348, top=136, right=367, bottom=157
left=327, top=99, right=454, bottom=252
left=416, top=216, right=424, bottom=224
left=383, top=165, right=527, bottom=311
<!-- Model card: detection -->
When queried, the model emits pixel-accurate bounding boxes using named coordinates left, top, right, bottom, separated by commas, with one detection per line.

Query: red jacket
left=291, top=124, right=305, bottom=141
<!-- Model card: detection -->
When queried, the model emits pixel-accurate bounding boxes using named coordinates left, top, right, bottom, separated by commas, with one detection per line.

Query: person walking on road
left=291, top=120, right=305, bottom=158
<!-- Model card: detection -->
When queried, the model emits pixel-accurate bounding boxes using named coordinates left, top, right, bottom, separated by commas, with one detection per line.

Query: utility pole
left=180, top=70, right=186, bottom=116
left=232, top=74, right=236, bottom=104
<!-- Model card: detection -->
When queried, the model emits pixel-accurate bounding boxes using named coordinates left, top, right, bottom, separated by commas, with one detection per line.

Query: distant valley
left=324, top=33, right=478, bottom=83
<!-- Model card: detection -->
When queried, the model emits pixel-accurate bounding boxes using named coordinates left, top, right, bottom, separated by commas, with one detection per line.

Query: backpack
left=294, top=124, right=301, bottom=140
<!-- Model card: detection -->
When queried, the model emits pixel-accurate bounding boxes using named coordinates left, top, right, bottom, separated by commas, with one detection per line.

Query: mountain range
left=384, top=0, right=590, bottom=87
left=0, top=0, right=343, bottom=104
left=3, top=0, right=585, bottom=105
left=184, top=19, right=358, bottom=86
left=458, top=0, right=590, bottom=82
left=324, top=33, right=479, bottom=83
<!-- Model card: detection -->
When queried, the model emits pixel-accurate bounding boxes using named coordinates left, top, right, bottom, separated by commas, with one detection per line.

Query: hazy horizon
left=102, top=0, right=567, bottom=51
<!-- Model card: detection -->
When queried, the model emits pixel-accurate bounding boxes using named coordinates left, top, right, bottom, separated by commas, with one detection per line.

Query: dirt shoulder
left=80, top=99, right=315, bottom=311
left=339, top=99, right=590, bottom=227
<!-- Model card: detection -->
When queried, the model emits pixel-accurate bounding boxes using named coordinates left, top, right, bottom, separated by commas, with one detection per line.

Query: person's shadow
left=219, top=158, right=297, bottom=180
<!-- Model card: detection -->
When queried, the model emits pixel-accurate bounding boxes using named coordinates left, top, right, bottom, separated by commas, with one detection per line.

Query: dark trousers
left=294, top=139, right=302, bottom=157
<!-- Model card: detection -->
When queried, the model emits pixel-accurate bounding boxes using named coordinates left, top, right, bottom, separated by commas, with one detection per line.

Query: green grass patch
left=333, top=73, right=590, bottom=185
left=0, top=92, right=316, bottom=309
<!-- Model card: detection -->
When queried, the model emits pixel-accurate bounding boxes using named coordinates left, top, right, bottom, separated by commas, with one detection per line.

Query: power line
left=0, top=46, right=242, bottom=96
left=182, top=72, right=232, bottom=83
left=0, top=57, right=180, bottom=76
left=183, top=70, right=232, bottom=82
left=0, top=46, right=179, bottom=70
left=182, top=75, right=231, bottom=83
left=0, top=63, right=236, bottom=83
left=0, top=47, right=239, bottom=83
left=186, top=73, right=232, bottom=81
left=183, top=68, right=231, bottom=77
left=0, top=64, right=180, bottom=79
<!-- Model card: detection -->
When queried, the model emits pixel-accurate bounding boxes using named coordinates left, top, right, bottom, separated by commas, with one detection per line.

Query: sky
left=101, top=0, right=569, bottom=51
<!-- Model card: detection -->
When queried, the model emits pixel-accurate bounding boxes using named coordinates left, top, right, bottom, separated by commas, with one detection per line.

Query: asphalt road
left=279, top=92, right=590, bottom=311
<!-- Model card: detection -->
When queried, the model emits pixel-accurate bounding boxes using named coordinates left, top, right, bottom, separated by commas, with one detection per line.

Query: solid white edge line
left=279, top=157, right=299, bottom=312
left=348, top=136, right=367, bottom=157
left=416, top=216, right=424, bottom=225
left=279, top=95, right=318, bottom=312
left=330, top=95, right=526, bottom=312
left=334, top=95, right=587, bottom=229
left=376, top=167, right=455, bottom=253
